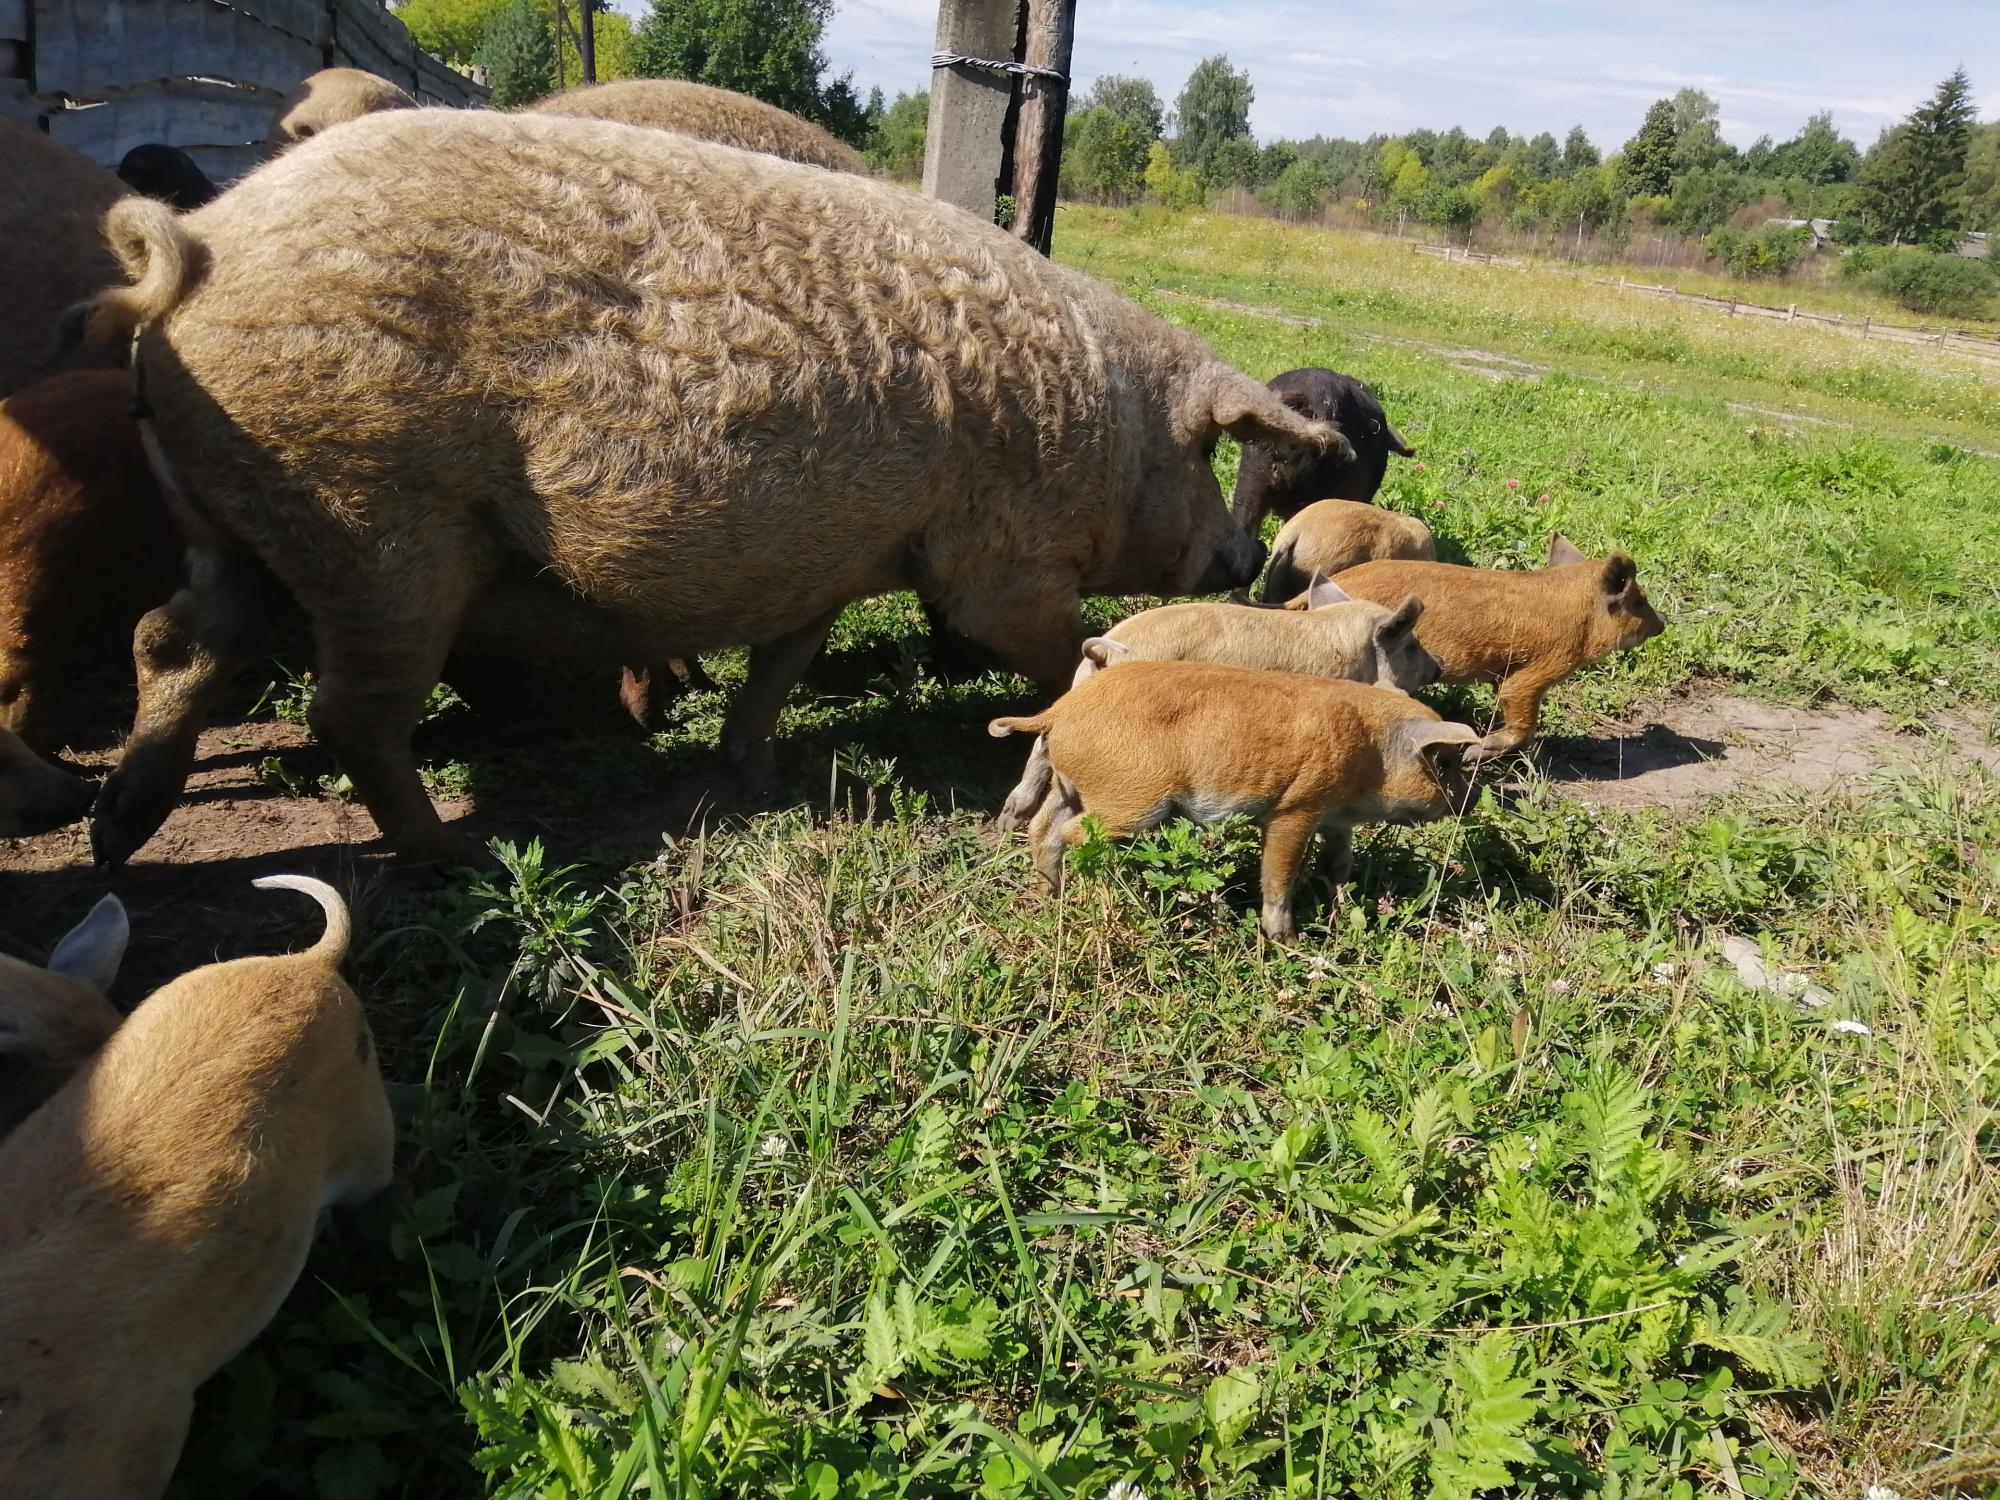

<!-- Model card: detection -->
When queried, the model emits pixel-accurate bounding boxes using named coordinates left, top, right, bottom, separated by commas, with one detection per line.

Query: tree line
left=394, top=0, right=882, bottom=143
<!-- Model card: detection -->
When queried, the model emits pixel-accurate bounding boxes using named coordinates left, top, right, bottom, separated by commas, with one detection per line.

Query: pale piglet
left=0, top=894, right=126, bottom=1137
left=0, top=877, right=395, bottom=1498
left=1335, top=532, right=1666, bottom=761
left=995, top=576, right=1438, bottom=832
left=990, top=661, right=1478, bottom=941
left=1261, top=499, right=1436, bottom=603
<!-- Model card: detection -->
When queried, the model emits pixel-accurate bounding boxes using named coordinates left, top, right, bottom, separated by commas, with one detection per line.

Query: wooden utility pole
left=578, top=0, right=596, bottom=84
left=1008, top=0, right=1075, bottom=253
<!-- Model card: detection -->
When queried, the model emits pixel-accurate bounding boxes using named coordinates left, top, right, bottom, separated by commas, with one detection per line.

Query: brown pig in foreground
left=989, top=661, right=1478, bottom=941
left=0, top=725, right=94, bottom=837
left=1260, top=498, right=1436, bottom=603
left=1334, top=533, right=1667, bottom=761
left=0, top=370, right=184, bottom=749
left=0, top=894, right=126, bottom=1137
left=995, top=576, right=1439, bottom=832
left=0, top=876, right=394, bottom=1498
left=71, top=109, right=1332, bottom=866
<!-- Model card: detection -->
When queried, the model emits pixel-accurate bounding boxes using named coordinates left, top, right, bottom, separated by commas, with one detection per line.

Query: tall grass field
left=170, top=208, right=2000, bottom=1499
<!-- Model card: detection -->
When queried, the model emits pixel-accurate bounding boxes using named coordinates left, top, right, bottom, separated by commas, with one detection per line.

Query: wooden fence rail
left=1, top=0, right=485, bottom=185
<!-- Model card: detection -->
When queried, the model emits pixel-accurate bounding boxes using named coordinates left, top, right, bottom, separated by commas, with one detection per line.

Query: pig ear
left=1304, top=573, right=1350, bottom=609
left=1385, top=423, right=1417, bottom=459
left=1392, top=718, right=1479, bottom=767
left=1602, top=552, right=1638, bottom=597
left=1377, top=594, right=1423, bottom=635
left=1547, top=533, right=1587, bottom=567
left=46, top=895, right=129, bottom=994
left=1207, top=374, right=1356, bottom=461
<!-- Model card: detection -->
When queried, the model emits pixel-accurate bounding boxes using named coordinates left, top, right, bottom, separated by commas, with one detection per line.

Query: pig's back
left=152, top=109, right=1114, bottom=607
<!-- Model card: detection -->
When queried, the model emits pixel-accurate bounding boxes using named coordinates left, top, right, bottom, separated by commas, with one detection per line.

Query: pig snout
left=1196, top=529, right=1267, bottom=594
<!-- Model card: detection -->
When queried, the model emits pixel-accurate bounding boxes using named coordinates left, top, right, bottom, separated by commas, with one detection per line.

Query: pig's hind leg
left=307, top=585, right=475, bottom=864
left=996, top=735, right=1056, bottom=833
left=722, top=607, right=843, bottom=793
left=1026, top=775, right=1088, bottom=891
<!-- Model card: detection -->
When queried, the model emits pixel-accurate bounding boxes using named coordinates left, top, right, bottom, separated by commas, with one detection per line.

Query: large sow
left=77, top=110, right=1333, bottom=864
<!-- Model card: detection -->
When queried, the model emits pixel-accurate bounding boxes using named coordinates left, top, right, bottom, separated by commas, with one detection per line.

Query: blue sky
left=801, top=0, right=1998, bottom=151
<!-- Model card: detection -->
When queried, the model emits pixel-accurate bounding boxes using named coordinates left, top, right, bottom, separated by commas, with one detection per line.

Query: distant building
left=1958, top=230, right=1991, bottom=259
left=1764, top=217, right=1839, bottom=250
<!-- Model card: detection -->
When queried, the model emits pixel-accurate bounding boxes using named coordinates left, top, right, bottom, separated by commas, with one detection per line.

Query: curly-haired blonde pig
left=71, top=109, right=1337, bottom=865
left=528, top=79, right=864, bottom=173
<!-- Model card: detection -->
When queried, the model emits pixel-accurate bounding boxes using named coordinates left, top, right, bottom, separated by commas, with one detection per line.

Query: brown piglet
left=990, top=661, right=1478, bottom=942
left=0, top=876, right=395, bottom=1498
left=0, top=370, right=184, bottom=750
left=1335, top=533, right=1665, bottom=760
left=1260, top=498, right=1436, bottom=603
left=0, top=894, right=126, bottom=1137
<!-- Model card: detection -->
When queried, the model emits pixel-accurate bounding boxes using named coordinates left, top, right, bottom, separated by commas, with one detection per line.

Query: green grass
left=171, top=206, right=2000, bottom=1500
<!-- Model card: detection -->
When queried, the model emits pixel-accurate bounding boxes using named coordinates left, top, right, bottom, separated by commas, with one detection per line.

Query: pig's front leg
left=722, top=608, right=842, bottom=793
left=92, top=548, right=282, bottom=868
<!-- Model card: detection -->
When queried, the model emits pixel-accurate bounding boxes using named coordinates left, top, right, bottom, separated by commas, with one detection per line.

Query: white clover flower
left=1549, top=978, right=1572, bottom=995
left=1463, top=918, right=1489, bottom=938
left=1107, top=1483, right=1150, bottom=1500
left=1651, top=961, right=1679, bottom=981
left=758, top=1134, right=790, bottom=1157
left=1864, top=1485, right=1903, bottom=1500
left=1831, top=1019, right=1872, bottom=1036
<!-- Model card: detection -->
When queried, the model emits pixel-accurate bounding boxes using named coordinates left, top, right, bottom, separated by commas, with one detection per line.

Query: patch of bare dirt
left=1534, top=687, right=2000, bottom=811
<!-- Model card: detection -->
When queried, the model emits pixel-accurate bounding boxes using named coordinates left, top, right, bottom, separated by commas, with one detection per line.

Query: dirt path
left=1536, top=686, right=2000, bottom=811
left=5, top=686, right=1994, bottom=1002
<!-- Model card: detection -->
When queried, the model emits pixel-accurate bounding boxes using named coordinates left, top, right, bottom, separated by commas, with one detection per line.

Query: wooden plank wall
left=0, top=0, right=486, bottom=180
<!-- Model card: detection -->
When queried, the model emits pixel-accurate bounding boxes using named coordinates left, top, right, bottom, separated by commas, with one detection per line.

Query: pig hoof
left=1259, top=910, right=1298, bottom=944
left=392, top=827, right=482, bottom=867
left=90, top=776, right=176, bottom=869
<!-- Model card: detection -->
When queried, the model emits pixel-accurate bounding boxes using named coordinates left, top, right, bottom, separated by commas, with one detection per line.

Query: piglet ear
left=1392, top=717, right=1478, bottom=767
left=1546, top=533, right=1587, bottom=567
left=47, top=895, right=129, bottom=994
left=1602, top=552, right=1638, bottom=597
left=1304, top=572, right=1350, bottom=608
left=1377, top=594, right=1424, bottom=634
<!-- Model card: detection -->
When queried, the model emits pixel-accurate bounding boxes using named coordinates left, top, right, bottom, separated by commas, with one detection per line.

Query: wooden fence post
left=578, top=0, right=595, bottom=84
left=1787, top=303, right=1796, bottom=321
left=922, top=0, right=1019, bottom=226
left=1861, top=316, right=1870, bottom=337
left=1009, top=0, right=1074, bottom=254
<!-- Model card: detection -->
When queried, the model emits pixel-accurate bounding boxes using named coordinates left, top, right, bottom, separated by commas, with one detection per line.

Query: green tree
left=1851, top=68, right=1978, bottom=241
left=395, top=0, right=505, bottom=64
left=1669, top=166, right=1754, bottom=233
left=1775, top=111, right=1858, bottom=185
left=1172, top=55, right=1253, bottom=183
left=1208, top=134, right=1259, bottom=189
left=1670, top=88, right=1728, bottom=173
left=1523, top=131, right=1561, bottom=180
left=866, top=89, right=927, bottom=179
left=1962, top=122, right=2000, bottom=230
left=1621, top=99, right=1678, bottom=196
left=477, top=0, right=556, bottom=106
left=1065, top=105, right=1152, bottom=202
left=1257, top=140, right=1297, bottom=186
left=1262, top=157, right=1329, bottom=220
left=633, top=0, right=835, bottom=122
left=1561, top=124, right=1599, bottom=174
left=1144, top=139, right=1204, bottom=210
left=1086, top=75, right=1165, bottom=139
